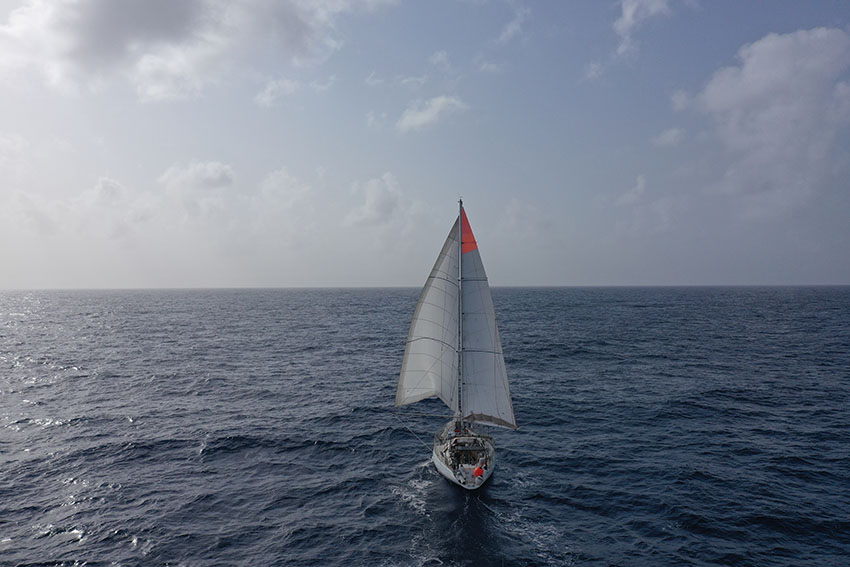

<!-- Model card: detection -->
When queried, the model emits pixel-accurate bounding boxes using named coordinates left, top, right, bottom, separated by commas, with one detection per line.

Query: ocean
left=1, top=287, right=848, bottom=566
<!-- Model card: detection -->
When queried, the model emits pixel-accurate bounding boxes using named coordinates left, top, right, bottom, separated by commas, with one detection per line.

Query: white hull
left=431, top=419, right=495, bottom=490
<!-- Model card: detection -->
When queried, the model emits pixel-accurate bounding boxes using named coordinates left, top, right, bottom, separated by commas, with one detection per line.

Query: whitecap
left=391, top=485, right=428, bottom=517
left=410, top=477, right=433, bottom=490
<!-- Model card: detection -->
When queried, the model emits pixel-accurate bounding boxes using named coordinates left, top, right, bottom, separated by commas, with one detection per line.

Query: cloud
left=626, top=195, right=679, bottom=234
left=345, top=173, right=400, bottom=226
left=616, top=174, right=646, bottom=206
left=156, top=164, right=317, bottom=255
left=0, top=0, right=393, bottom=100
left=398, top=75, right=427, bottom=90
left=15, top=192, right=63, bottom=236
left=478, top=60, right=503, bottom=74
left=0, top=0, right=207, bottom=86
left=249, top=167, right=317, bottom=249
left=584, top=61, right=604, bottom=81
left=834, top=80, right=850, bottom=121
left=694, top=27, right=850, bottom=218
left=365, top=71, right=383, bottom=86
left=257, top=167, right=310, bottom=208
left=6, top=175, right=156, bottom=248
left=72, top=177, right=158, bottom=242
left=0, top=132, right=27, bottom=170
left=159, top=161, right=235, bottom=190
left=586, top=0, right=672, bottom=78
left=366, top=110, right=388, bottom=129
left=498, top=3, right=530, bottom=44
left=396, top=95, right=468, bottom=132
left=652, top=127, right=684, bottom=147
left=156, top=161, right=235, bottom=224
left=0, top=163, right=332, bottom=287
left=89, top=176, right=124, bottom=205
left=255, top=77, right=300, bottom=106
left=341, top=172, right=427, bottom=261
left=504, top=198, right=556, bottom=244
left=429, top=50, right=450, bottom=71
left=309, top=74, right=337, bottom=92
left=132, top=40, right=227, bottom=101
left=613, top=0, right=670, bottom=57
left=671, top=89, right=690, bottom=111
left=614, top=175, right=682, bottom=235
left=0, top=0, right=221, bottom=97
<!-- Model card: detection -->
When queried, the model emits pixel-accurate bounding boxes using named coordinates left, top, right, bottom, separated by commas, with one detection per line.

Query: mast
left=457, top=198, right=463, bottom=420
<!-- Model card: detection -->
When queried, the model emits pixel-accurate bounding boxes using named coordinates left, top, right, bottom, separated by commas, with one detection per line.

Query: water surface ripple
left=1, top=287, right=848, bottom=566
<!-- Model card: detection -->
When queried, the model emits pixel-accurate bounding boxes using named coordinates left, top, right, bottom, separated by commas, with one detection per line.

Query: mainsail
left=395, top=218, right=460, bottom=411
left=396, top=205, right=517, bottom=430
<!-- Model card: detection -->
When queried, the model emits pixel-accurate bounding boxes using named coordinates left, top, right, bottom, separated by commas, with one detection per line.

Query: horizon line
left=3, top=283, right=850, bottom=292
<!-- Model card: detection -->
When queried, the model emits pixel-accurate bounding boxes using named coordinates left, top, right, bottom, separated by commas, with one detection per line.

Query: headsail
left=460, top=209, right=517, bottom=429
left=396, top=218, right=461, bottom=411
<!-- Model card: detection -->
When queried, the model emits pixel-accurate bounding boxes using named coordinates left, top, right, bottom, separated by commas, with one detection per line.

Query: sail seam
left=405, top=337, right=457, bottom=350
left=426, top=275, right=459, bottom=286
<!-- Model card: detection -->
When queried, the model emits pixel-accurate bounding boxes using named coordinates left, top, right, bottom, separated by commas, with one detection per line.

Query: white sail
left=396, top=218, right=461, bottom=411
left=460, top=223, right=517, bottom=430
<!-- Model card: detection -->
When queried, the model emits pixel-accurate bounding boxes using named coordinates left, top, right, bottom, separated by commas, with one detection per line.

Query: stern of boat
left=431, top=419, right=495, bottom=490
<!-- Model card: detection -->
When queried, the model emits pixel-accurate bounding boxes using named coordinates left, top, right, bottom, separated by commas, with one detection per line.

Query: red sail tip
left=461, top=209, right=478, bottom=254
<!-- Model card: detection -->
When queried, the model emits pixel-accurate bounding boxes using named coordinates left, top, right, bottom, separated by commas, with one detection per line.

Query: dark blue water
left=1, top=287, right=848, bottom=566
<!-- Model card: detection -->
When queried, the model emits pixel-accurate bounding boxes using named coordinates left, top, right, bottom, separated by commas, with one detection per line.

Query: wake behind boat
left=396, top=200, right=516, bottom=490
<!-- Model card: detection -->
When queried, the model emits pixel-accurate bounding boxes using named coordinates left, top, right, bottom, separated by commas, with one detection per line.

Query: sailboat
left=396, top=199, right=517, bottom=489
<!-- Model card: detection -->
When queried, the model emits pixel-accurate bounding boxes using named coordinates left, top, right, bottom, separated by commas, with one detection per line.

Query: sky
left=1, top=0, right=849, bottom=288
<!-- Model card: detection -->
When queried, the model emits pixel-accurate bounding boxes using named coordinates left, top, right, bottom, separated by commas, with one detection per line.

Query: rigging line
left=392, top=411, right=432, bottom=451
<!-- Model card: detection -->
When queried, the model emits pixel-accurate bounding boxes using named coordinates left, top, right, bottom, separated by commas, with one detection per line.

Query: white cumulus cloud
left=0, top=0, right=393, bottom=101
left=255, top=77, right=300, bottom=106
left=614, top=0, right=670, bottom=57
left=345, top=173, right=400, bottom=226
left=695, top=27, right=850, bottom=218
left=498, top=3, right=530, bottom=44
left=396, top=95, right=468, bottom=133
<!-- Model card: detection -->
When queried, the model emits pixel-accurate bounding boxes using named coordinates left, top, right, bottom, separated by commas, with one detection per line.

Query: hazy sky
left=1, top=0, right=849, bottom=288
